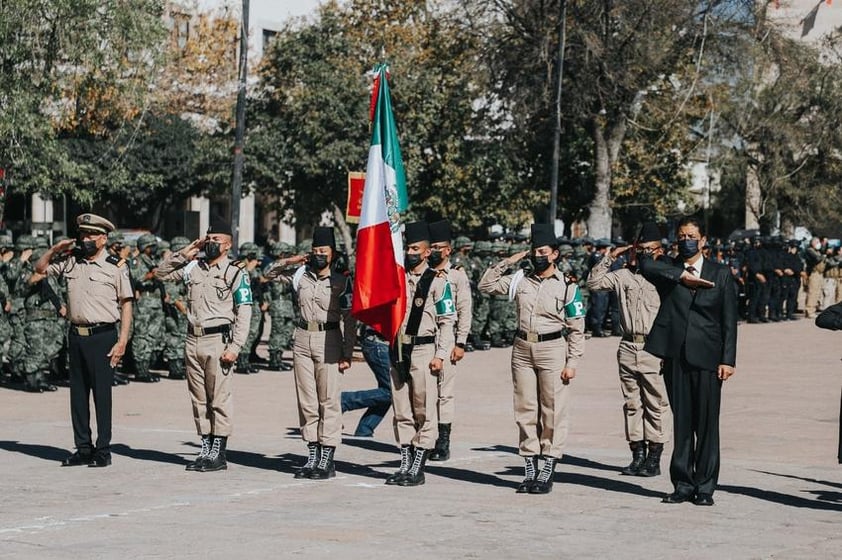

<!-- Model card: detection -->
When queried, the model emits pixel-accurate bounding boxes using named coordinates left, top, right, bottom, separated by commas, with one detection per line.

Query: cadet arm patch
left=434, top=281, right=456, bottom=316
left=564, top=285, right=586, bottom=318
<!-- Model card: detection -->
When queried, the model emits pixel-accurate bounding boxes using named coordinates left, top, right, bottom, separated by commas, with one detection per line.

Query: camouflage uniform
left=265, top=242, right=295, bottom=371
left=470, top=240, right=494, bottom=350
left=19, top=248, right=65, bottom=391
left=0, top=235, right=14, bottom=370
left=162, top=236, right=190, bottom=380
left=451, top=236, right=477, bottom=351
left=129, top=233, right=165, bottom=382
left=487, top=241, right=518, bottom=347
left=235, top=242, right=266, bottom=374
left=5, top=235, right=36, bottom=380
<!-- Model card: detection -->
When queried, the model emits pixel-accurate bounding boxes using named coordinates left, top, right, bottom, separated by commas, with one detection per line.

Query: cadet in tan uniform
left=479, top=223, right=586, bottom=494
left=36, top=214, right=134, bottom=468
left=426, top=220, right=472, bottom=462
left=587, top=222, right=671, bottom=477
left=264, top=226, right=355, bottom=480
left=155, top=221, right=252, bottom=472
left=386, top=221, right=456, bottom=487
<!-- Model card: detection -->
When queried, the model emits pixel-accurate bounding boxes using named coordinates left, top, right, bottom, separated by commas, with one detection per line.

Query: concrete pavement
left=1, top=317, right=840, bottom=559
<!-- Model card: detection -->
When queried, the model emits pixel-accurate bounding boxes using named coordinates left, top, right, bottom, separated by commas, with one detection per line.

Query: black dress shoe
left=89, top=454, right=112, bottom=468
left=693, top=493, right=715, bottom=506
left=113, top=374, right=130, bottom=386
left=61, top=451, right=93, bottom=467
left=661, top=492, right=693, bottom=504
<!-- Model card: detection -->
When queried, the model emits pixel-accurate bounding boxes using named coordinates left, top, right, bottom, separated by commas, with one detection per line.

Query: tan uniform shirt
left=47, top=252, right=133, bottom=324
left=289, top=267, right=356, bottom=360
left=442, top=262, right=472, bottom=345
left=403, top=262, right=456, bottom=360
left=155, top=253, right=252, bottom=354
left=586, top=256, right=661, bottom=337
left=479, top=261, right=585, bottom=369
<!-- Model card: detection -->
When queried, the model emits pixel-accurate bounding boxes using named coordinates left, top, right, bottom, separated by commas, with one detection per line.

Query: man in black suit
left=639, top=216, right=738, bottom=506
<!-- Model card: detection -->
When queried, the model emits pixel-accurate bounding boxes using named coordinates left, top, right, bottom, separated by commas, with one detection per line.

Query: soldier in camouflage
left=0, top=235, right=13, bottom=374
left=265, top=242, right=294, bottom=371
left=162, top=236, right=190, bottom=380
left=235, top=242, right=267, bottom=374
left=487, top=241, right=519, bottom=347
left=5, top=234, right=36, bottom=381
left=130, top=233, right=165, bottom=382
left=470, top=240, right=494, bottom=350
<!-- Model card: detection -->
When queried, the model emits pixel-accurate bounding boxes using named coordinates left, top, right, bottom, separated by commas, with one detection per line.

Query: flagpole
left=549, top=0, right=567, bottom=226
left=231, top=0, right=249, bottom=250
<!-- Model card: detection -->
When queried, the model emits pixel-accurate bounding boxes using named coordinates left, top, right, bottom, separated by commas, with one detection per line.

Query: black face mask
left=405, top=253, right=423, bottom=270
left=427, top=249, right=445, bottom=267
left=309, top=253, right=329, bottom=271
left=530, top=254, right=553, bottom=274
left=79, top=239, right=98, bottom=258
left=678, top=239, right=700, bottom=259
left=204, top=241, right=222, bottom=260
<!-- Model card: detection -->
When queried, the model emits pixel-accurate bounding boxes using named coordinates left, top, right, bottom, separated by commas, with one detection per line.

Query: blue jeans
left=341, top=332, right=392, bottom=436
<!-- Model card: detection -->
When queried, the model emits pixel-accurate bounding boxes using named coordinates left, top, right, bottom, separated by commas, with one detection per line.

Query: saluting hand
left=182, top=239, right=204, bottom=260
left=506, top=250, right=530, bottom=266
left=51, top=239, right=76, bottom=254
left=610, top=245, right=632, bottom=259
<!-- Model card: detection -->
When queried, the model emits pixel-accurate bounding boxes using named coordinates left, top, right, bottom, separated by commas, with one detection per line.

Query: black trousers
left=68, top=327, right=117, bottom=456
left=663, top=353, right=722, bottom=496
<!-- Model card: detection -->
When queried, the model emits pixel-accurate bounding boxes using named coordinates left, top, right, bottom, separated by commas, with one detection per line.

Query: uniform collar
left=408, top=261, right=429, bottom=277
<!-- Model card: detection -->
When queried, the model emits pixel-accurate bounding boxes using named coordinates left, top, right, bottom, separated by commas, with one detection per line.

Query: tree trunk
left=586, top=117, right=626, bottom=239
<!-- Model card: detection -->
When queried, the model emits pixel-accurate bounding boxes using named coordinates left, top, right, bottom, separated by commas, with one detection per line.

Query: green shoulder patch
left=233, top=271, right=253, bottom=305
left=434, top=281, right=456, bottom=316
left=564, top=286, right=586, bottom=318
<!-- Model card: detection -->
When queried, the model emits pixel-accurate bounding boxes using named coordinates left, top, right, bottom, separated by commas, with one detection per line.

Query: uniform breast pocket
left=89, top=271, right=116, bottom=295
left=212, top=279, right=231, bottom=301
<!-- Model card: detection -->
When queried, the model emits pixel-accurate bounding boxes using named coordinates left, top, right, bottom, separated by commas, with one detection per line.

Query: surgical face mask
left=80, top=239, right=98, bottom=258
left=204, top=241, right=222, bottom=260
left=405, top=252, right=423, bottom=270
left=427, top=249, right=445, bottom=267
left=678, top=239, right=700, bottom=259
left=530, top=254, right=553, bottom=273
left=309, top=253, right=329, bottom=271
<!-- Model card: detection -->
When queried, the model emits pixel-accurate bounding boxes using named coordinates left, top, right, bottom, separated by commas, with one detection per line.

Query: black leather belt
left=622, top=334, right=647, bottom=344
left=188, top=324, right=231, bottom=337
left=399, top=334, right=436, bottom=345
left=516, top=329, right=564, bottom=343
left=71, top=323, right=116, bottom=337
left=296, top=320, right=340, bottom=332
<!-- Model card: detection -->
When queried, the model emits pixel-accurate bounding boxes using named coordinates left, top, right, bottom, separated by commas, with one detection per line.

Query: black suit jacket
left=639, top=255, right=738, bottom=371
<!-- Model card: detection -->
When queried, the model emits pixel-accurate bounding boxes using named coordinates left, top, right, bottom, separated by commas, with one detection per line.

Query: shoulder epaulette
left=452, top=263, right=464, bottom=271
left=436, top=269, right=448, bottom=278
left=106, top=255, right=126, bottom=268
left=232, top=259, right=247, bottom=269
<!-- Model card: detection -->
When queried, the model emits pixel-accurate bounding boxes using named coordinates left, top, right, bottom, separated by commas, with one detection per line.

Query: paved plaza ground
left=1, top=317, right=841, bottom=559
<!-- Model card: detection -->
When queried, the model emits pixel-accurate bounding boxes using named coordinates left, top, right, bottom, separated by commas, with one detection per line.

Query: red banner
left=346, top=172, right=365, bottom=224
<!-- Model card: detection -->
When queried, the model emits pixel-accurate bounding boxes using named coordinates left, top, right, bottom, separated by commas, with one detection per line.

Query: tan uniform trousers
left=292, top=329, right=343, bottom=448
left=436, top=361, right=456, bottom=424
left=617, top=341, right=670, bottom=443
left=805, top=271, right=824, bottom=316
left=511, top=337, right=571, bottom=459
left=391, top=343, right=439, bottom=449
left=185, top=332, right=233, bottom=437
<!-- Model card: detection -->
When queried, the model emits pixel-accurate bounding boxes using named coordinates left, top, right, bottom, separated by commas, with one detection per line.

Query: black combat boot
left=385, top=445, right=412, bottom=485
left=397, top=447, right=430, bottom=487
left=186, top=435, right=212, bottom=471
left=234, top=354, right=250, bottom=374
left=621, top=441, right=647, bottom=476
left=295, top=442, right=320, bottom=479
left=199, top=436, right=228, bottom=472
left=516, top=456, right=539, bottom=493
left=308, top=445, right=336, bottom=480
left=168, top=359, right=186, bottom=380
left=637, top=442, right=663, bottom=477
left=268, top=350, right=284, bottom=372
left=429, top=424, right=451, bottom=461
left=529, top=456, right=558, bottom=494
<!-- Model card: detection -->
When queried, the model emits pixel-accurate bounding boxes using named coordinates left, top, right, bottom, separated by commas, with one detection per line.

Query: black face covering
left=405, top=252, right=423, bottom=270
left=427, top=249, right=444, bottom=267
left=530, top=254, right=553, bottom=274
left=79, top=239, right=98, bottom=258
left=678, top=239, right=700, bottom=259
left=204, top=241, right=222, bottom=260
left=309, top=253, right=329, bottom=271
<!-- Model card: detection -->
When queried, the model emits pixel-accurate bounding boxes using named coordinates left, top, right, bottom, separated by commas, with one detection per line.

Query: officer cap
left=170, top=236, right=190, bottom=252
left=15, top=234, right=35, bottom=250
left=137, top=233, right=158, bottom=251
left=77, top=213, right=115, bottom=235
left=404, top=221, right=430, bottom=245
left=429, top=220, right=452, bottom=245
left=312, top=226, right=336, bottom=249
left=637, top=222, right=662, bottom=244
left=531, top=223, right=557, bottom=249
left=107, top=231, right=125, bottom=247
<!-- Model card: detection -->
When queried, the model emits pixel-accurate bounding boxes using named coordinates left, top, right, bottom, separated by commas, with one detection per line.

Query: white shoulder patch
left=292, top=266, right=306, bottom=292
left=183, top=260, right=199, bottom=283
left=508, top=269, right=525, bottom=302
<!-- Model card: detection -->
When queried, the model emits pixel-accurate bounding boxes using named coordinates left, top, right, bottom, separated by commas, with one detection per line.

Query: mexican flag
left=352, top=65, right=408, bottom=343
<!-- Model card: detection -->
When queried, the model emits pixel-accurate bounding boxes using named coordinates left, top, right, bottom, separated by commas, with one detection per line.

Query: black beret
left=531, top=223, right=556, bottom=249
left=428, top=220, right=452, bottom=244
left=312, top=226, right=336, bottom=249
left=404, top=221, right=430, bottom=245
left=207, top=219, right=232, bottom=236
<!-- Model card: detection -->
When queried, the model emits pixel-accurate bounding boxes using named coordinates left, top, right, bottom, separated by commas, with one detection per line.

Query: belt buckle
left=194, top=326, right=205, bottom=337
left=400, top=334, right=412, bottom=345
left=526, top=332, right=539, bottom=343
left=307, top=320, right=320, bottom=331
left=77, top=326, right=90, bottom=337
left=634, top=335, right=645, bottom=344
